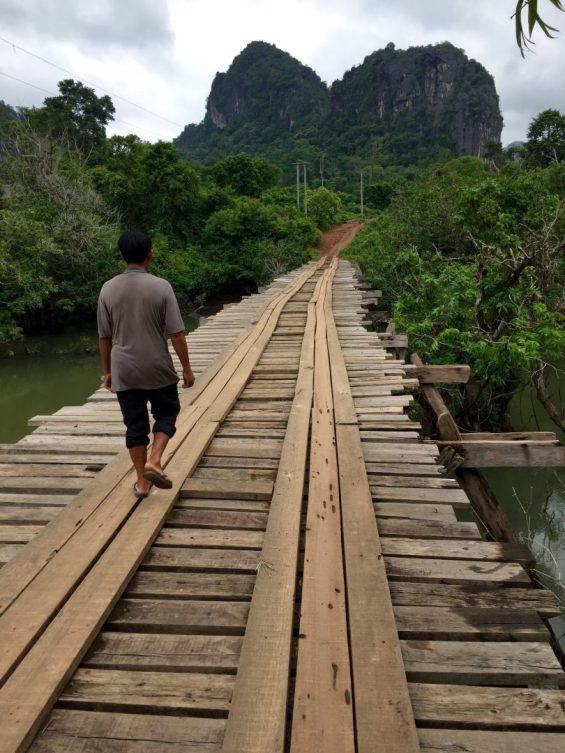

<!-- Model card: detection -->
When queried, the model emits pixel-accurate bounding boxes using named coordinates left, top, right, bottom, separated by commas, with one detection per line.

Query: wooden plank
left=142, top=547, right=261, bottom=572
left=402, top=640, right=564, bottom=685
left=127, top=571, right=255, bottom=600
left=155, top=528, right=264, bottom=550
left=388, top=581, right=561, bottom=616
left=411, top=364, right=471, bottom=383
left=59, top=668, right=234, bottom=713
left=419, top=729, right=565, bottom=753
left=381, top=538, right=534, bottom=564
left=377, top=519, right=481, bottom=539
left=291, top=260, right=355, bottom=753
left=385, top=557, right=530, bottom=584
left=374, top=503, right=457, bottom=521
left=327, top=266, right=419, bottom=753
left=394, top=605, right=548, bottom=640
left=222, top=263, right=320, bottom=753
left=409, top=683, right=565, bottom=728
left=181, top=478, right=274, bottom=501
left=167, top=508, right=268, bottom=529
left=371, top=486, right=469, bottom=506
left=30, top=710, right=225, bottom=752
left=84, top=632, right=243, bottom=672
left=458, top=442, right=565, bottom=467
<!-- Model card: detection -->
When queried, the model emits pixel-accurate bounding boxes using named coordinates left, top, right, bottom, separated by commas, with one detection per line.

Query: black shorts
left=116, top=384, right=181, bottom=448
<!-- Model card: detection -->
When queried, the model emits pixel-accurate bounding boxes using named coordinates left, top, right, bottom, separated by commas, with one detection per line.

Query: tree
left=344, top=158, right=565, bottom=432
left=208, top=153, right=281, bottom=197
left=25, top=79, right=115, bottom=158
left=514, top=0, right=564, bottom=55
left=307, top=187, right=342, bottom=229
left=523, top=109, right=565, bottom=167
left=0, top=121, right=119, bottom=341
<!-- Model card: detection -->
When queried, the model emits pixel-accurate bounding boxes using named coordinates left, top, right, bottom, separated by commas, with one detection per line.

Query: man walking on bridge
left=97, top=231, right=195, bottom=499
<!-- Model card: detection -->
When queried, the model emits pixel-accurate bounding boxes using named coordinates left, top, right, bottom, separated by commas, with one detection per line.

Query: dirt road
left=317, top=220, right=365, bottom=257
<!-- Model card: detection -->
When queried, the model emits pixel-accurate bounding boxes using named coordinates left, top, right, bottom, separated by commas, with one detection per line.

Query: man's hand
left=182, top=368, right=195, bottom=388
left=102, top=373, right=112, bottom=391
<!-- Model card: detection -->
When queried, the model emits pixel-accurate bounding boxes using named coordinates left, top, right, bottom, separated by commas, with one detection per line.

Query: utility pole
left=319, top=152, right=325, bottom=187
left=360, top=170, right=364, bottom=219
left=294, top=162, right=301, bottom=210
left=303, top=163, right=308, bottom=215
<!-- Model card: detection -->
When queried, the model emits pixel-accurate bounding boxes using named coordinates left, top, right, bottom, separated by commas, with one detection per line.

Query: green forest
left=1, top=80, right=564, bottom=434
left=345, top=110, right=565, bottom=433
left=0, top=80, right=346, bottom=347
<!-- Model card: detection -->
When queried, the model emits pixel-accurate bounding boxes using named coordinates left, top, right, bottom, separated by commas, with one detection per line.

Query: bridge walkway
left=0, top=257, right=563, bottom=753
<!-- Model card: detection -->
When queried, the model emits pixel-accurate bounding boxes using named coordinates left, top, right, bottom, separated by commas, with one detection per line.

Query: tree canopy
left=24, top=79, right=115, bottom=158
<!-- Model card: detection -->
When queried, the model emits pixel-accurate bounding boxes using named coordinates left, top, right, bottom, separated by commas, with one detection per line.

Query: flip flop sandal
left=133, top=482, right=149, bottom=499
left=143, top=468, right=173, bottom=489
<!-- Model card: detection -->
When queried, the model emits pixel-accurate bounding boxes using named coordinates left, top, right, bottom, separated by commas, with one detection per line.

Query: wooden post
left=410, top=354, right=518, bottom=544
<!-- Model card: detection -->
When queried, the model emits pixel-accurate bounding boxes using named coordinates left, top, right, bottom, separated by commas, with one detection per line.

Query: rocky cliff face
left=204, top=42, right=329, bottom=133
left=330, top=42, right=502, bottom=156
left=175, top=41, right=503, bottom=167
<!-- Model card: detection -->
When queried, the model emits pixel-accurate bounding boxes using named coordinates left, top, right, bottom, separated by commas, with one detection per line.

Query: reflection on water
left=483, top=364, right=565, bottom=600
left=0, top=310, right=204, bottom=445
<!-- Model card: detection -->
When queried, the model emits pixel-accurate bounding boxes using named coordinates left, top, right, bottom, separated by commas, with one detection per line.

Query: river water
left=0, top=314, right=563, bottom=601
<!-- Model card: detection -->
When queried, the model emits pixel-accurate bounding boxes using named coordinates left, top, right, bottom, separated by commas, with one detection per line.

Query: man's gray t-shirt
left=97, top=269, right=185, bottom=392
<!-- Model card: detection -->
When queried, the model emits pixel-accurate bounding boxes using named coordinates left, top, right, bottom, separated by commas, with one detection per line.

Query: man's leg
left=145, top=384, right=181, bottom=477
left=116, top=389, right=151, bottom=495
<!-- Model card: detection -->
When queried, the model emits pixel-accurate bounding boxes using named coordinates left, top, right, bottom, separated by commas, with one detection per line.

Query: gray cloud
left=0, top=0, right=173, bottom=50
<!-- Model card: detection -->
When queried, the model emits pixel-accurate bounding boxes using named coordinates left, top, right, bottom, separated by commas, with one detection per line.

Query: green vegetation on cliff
left=175, top=41, right=503, bottom=189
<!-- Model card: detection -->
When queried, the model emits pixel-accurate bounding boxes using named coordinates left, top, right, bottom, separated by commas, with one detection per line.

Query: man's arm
left=99, top=337, right=112, bottom=390
left=170, top=331, right=195, bottom=388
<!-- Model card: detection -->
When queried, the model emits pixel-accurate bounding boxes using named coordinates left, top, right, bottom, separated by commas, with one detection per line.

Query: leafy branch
left=514, top=0, right=565, bottom=55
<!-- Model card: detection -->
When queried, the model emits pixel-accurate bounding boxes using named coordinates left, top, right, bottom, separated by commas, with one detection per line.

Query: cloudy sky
left=1, top=0, right=564, bottom=145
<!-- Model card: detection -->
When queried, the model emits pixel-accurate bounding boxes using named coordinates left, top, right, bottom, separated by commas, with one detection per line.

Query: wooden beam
left=410, top=354, right=518, bottom=544
left=410, top=364, right=471, bottom=384
left=462, top=431, right=557, bottom=442
left=457, top=442, right=565, bottom=468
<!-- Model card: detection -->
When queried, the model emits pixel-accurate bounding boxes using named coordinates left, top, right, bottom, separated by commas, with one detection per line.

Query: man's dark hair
left=118, top=231, right=152, bottom=264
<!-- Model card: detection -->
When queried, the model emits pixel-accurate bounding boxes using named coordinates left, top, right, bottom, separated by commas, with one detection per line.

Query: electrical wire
left=0, top=35, right=184, bottom=127
left=0, top=69, right=168, bottom=139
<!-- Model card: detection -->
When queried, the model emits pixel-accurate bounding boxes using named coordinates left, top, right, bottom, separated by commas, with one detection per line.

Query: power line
left=0, top=70, right=53, bottom=96
left=0, top=35, right=184, bottom=128
left=0, top=69, right=166, bottom=139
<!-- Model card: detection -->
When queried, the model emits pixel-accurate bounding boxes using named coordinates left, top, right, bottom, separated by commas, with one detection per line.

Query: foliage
left=203, top=196, right=319, bottom=286
left=206, top=152, right=282, bottom=197
left=307, top=187, right=343, bottom=229
left=514, top=0, right=564, bottom=55
left=23, top=79, right=115, bottom=159
left=344, top=155, right=565, bottom=430
left=523, top=109, right=565, bottom=167
left=0, top=90, right=322, bottom=347
left=0, top=122, right=120, bottom=342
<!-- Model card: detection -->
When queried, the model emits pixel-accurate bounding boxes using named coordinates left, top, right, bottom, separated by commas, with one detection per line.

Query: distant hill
left=175, top=41, right=503, bottom=185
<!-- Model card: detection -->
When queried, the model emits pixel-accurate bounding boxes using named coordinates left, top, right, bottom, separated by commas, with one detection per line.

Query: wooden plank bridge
left=0, top=255, right=563, bottom=752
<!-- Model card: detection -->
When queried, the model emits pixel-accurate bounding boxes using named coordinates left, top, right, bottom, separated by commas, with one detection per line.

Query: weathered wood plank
left=410, top=683, right=565, bottom=728
left=84, top=632, right=243, bottom=672
left=419, top=729, right=565, bottom=753
left=385, top=556, right=530, bottom=584
left=402, top=640, right=564, bottom=685
left=60, top=668, right=234, bottom=713
left=29, top=710, right=225, bottom=752
left=222, top=266, right=319, bottom=753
